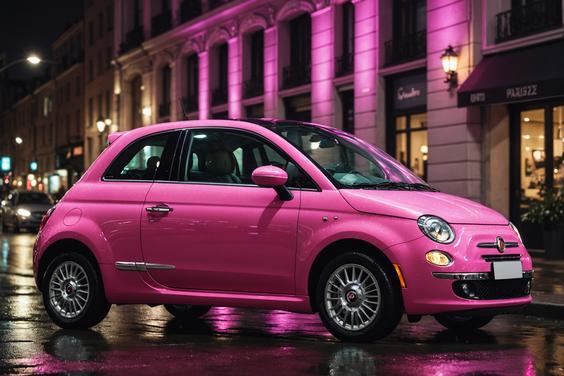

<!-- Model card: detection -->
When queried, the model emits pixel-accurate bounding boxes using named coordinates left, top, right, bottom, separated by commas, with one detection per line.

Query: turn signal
left=425, top=250, right=452, bottom=266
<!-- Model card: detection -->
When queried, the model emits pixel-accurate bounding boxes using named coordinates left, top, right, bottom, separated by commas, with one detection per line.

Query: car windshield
left=18, top=192, right=53, bottom=205
left=271, top=123, right=436, bottom=191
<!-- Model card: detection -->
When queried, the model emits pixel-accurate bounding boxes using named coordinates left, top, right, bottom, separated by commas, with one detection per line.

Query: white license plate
left=492, top=260, right=523, bottom=280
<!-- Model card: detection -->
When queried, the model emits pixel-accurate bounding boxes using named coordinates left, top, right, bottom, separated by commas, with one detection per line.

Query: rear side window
left=104, top=131, right=180, bottom=181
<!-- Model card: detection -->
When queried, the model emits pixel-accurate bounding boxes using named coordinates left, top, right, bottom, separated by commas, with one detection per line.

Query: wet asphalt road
left=0, top=233, right=563, bottom=375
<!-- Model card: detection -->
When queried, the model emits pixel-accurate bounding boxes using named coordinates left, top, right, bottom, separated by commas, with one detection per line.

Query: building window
left=106, top=47, right=112, bottom=69
left=284, top=94, right=311, bottom=122
left=180, top=0, right=202, bottom=22
left=384, top=0, right=426, bottom=66
left=88, top=59, right=93, bottom=82
left=105, top=90, right=111, bottom=118
left=159, top=65, right=172, bottom=117
left=88, top=21, right=94, bottom=46
left=246, top=103, right=264, bottom=118
left=340, top=89, right=354, bottom=134
left=106, top=5, right=113, bottom=31
left=130, top=76, right=143, bottom=128
left=211, top=43, right=228, bottom=106
left=97, top=52, right=103, bottom=76
left=336, top=2, right=355, bottom=77
left=75, top=110, right=81, bottom=135
left=243, top=29, right=264, bottom=99
left=151, top=0, right=172, bottom=37
left=496, top=0, right=563, bottom=43
left=393, top=113, right=428, bottom=180
left=88, top=97, right=93, bottom=127
left=98, top=93, right=103, bottom=122
left=282, top=14, right=311, bottom=89
left=98, top=12, right=104, bottom=38
left=183, top=54, right=199, bottom=114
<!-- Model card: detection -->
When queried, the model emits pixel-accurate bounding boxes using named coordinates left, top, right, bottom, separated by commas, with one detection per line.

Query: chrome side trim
left=433, top=271, right=533, bottom=280
left=477, top=241, right=519, bottom=248
left=115, top=262, right=175, bottom=271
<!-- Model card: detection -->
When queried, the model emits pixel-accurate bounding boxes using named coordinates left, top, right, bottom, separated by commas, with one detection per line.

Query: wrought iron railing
left=496, top=0, right=562, bottom=43
left=151, top=10, right=172, bottom=37
left=384, top=30, right=426, bottom=66
left=243, top=78, right=264, bottom=99
left=120, top=26, right=144, bottom=54
left=336, top=51, right=354, bottom=77
left=211, top=87, right=228, bottom=106
left=282, top=64, right=311, bottom=90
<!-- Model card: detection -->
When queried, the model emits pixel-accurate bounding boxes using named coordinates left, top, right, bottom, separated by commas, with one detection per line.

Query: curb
left=523, top=302, right=564, bottom=320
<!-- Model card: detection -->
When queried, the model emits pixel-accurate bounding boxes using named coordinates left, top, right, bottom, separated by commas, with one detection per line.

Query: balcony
left=384, top=30, right=426, bottom=66
left=496, top=0, right=563, bottom=43
left=152, top=10, right=172, bottom=37
left=180, top=0, right=202, bottom=23
left=181, top=95, right=198, bottom=113
left=336, top=51, right=354, bottom=77
left=243, top=78, right=263, bottom=99
left=120, top=26, right=144, bottom=54
left=211, top=87, right=228, bottom=106
left=282, top=64, right=311, bottom=90
left=209, top=0, right=232, bottom=10
left=158, top=102, right=171, bottom=117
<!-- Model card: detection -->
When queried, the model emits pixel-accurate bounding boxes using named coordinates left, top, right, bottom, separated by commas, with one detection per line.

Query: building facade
left=113, top=0, right=564, bottom=248
left=84, top=0, right=116, bottom=167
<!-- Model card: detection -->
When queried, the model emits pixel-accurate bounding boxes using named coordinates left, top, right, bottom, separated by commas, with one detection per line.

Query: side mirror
left=251, top=166, right=293, bottom=201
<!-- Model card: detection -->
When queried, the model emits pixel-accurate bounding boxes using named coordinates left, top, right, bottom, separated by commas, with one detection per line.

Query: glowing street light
left=15, top=137, right=23, bottom=145
left=26, top=55, right=42, bottom=65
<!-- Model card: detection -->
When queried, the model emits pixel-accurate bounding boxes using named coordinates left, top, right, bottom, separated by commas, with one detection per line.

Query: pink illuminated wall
left=228, top=37, right=243, bottom=118
left=311, top=6, right=335, bottom=126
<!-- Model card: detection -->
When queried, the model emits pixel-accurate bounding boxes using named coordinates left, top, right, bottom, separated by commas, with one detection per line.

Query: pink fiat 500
left=33, top=119, right=532, bottom=342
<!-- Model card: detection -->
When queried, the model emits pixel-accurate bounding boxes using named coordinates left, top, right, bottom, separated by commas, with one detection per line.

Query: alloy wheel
left=48, top=261, right=90, bottom=319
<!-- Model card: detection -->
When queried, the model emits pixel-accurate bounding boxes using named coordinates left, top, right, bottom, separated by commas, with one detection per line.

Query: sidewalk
left=524, top=254, right=564, bottom=319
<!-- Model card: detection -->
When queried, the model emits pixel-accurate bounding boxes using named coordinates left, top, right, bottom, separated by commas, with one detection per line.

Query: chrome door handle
left=146, top=205, right=173, bottom=213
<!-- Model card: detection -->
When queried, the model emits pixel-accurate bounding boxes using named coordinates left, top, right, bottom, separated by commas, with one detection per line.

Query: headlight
left=509, top=222, right=523, bottom=243
left=417, top=215, right=455, bottom=244
left=17, top=208, right=31, bottom=218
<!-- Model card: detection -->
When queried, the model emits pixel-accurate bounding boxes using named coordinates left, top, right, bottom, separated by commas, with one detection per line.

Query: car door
left=140, top=128, right=312, bottom=294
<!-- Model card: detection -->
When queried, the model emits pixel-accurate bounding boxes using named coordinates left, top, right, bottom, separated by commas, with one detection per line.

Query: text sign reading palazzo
left=392, top=73, right=427, bottom=110
left=459, top=79, right=564, bottom=107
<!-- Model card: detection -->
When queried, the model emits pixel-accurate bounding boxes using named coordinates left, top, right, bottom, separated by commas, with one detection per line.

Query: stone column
left=311, top=5, right=335, bottom=126
left=426, top=0, right=482, bottom=200
left=143, top=0, right=152, bottom=40
left=352, top=0, right=380, bottom=146
left=170, top=59, right=180, bottom=121
left=263, top=26, right=279, bottom=118
left=228, top=36, right=243, bottom=118
left=198, top=51, right=210, bottom=119
left=142, top=69, right=154, bottom=125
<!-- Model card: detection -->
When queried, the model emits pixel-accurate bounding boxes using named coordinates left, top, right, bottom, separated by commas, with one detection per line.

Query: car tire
left=41, top=252, right=111, bottom=329
left=316, top=252, right=403, bottom=342
left=434, top=313, right=494, bottom=331
left=164, top=304, right=212, bottom=320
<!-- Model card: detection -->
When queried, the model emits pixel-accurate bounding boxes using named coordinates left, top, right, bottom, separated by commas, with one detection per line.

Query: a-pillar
left=228, top=36, right=243, bottom=118
left=311, top=5, right=335, bottom=126
left=198, top=51, right=210, bottom=119
left=352, top=0, right=380, bottom=146
left=263, top=26, right=279, bottom=118
left=426, top=0, right=482, bottom=200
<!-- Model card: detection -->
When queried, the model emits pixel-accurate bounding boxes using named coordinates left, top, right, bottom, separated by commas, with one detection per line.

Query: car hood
left=340, top=190, right=508, bottom=225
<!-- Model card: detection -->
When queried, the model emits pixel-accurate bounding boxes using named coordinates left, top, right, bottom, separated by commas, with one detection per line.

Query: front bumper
left=386, top=223, right=533, bottom=315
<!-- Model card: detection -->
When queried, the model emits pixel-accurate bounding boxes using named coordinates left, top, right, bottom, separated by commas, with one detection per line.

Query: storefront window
left=520, top=108, right=545, bottom=201
left=393, top=113, right=427, bottom=180
left=554, top=105, right=564, bottom=189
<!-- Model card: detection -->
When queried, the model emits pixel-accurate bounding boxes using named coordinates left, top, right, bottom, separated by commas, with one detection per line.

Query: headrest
left=146, top=156, right=160, bottom=170
left=204, top=150, right=235, bottom=176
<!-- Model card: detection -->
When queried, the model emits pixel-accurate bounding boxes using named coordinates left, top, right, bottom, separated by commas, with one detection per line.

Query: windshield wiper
left=349, top=182, right=438, bottom=192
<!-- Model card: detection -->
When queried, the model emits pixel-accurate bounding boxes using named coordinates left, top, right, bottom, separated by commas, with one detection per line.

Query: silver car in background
left=1, top=191, right=54, bottom=233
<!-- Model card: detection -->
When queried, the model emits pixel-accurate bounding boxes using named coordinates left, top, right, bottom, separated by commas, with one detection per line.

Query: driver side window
left=180, top=129, right=316, bottom=189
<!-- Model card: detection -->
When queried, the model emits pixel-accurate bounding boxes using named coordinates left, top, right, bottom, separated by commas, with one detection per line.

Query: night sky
left=0, top=1, right=83, bottom=80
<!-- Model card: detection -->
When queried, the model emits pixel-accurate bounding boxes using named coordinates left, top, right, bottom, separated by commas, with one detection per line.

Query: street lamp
left=14, top=137, right=23, bottom=145
left=0, top=54, right=50, bottom=73
left=96, top=116, right=106, bottom=133
left=440, top=45, right=459, bottom=89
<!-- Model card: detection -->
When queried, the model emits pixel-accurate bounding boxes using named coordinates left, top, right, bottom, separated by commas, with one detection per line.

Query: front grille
left=453, top=277, right=531, bottom=300
left=482, top=254, right=522, bottom=262
left=32, top=211, right=46, bottom=220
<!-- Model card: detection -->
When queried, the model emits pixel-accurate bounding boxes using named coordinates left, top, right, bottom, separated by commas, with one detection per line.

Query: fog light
left=460, top=282, right=476, bottom=299
left=425, top=250, right=453, bottom=266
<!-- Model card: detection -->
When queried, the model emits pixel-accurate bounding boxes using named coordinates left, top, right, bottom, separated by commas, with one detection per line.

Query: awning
left=458, top=41, right=564, bottom=107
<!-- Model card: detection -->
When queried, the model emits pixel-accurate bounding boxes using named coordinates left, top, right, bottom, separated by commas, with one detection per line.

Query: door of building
left=511, top=103, right=564, bottom=249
